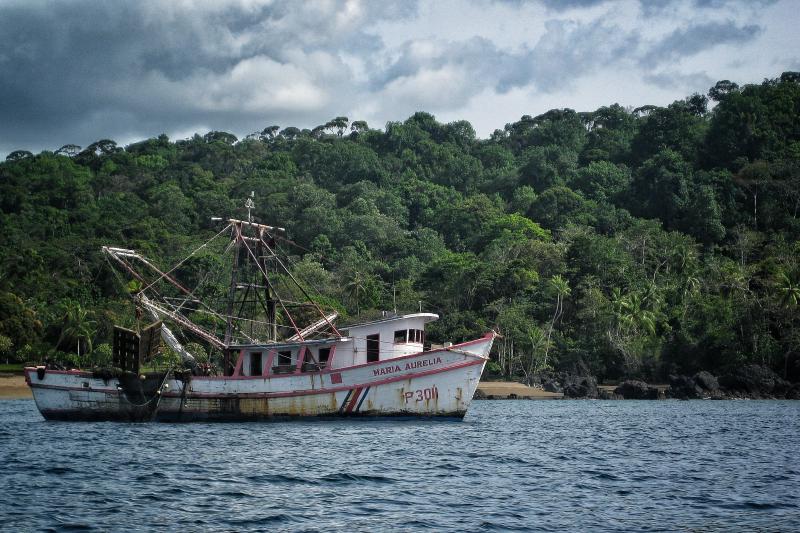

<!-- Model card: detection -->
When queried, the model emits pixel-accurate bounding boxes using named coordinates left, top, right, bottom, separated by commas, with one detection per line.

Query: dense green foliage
left=2, top=74, right=799, bottom=381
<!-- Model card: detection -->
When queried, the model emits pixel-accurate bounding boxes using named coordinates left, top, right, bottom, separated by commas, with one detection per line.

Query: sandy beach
left=477, top=381, right=564, bottom=399
left=0, top=374, right=32, bottom=400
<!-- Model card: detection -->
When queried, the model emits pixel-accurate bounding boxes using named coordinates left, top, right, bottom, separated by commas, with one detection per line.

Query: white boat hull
left=24, top=369, right=162, bottom=422
left=25, top=334, right=493, bottom=422
left=158, top=335, right=492, bottom=421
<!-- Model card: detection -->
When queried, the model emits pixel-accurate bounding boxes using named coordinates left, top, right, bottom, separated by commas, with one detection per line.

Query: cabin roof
left=230, top=337, right=350, bottom=350
left=340, top=312, right=439, bottom=331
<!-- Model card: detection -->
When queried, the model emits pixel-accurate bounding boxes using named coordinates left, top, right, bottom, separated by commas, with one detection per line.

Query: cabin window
left=278, top=350, right=292, bottom=366
left=366, top=334, right=380, bottom=362
left=409, top=329, right=425, bottom=343
left=318, top=347, right=331, bottom=365
left=250, top=352, right=262, bottom=376
left=394, top=329, right=407, bottom=343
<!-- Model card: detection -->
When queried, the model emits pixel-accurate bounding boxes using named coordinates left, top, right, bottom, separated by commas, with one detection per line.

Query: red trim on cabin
left=233, top=349, right=245, bottom=377
left=327, top=344, right=337, bottom=369
left=265, top=349, right=276, bottom=376
left=160, top=358, right=484, bottom=400
left=295, top=346, right=307, bottom=374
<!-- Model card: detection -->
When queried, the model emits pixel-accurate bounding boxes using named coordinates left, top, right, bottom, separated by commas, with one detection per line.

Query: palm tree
left=777, top=272, right=800, bottom=308
left=608, top=288, right=660, bottom=373
left=56, top=302, right=96, bottom=358
left=343, top=270, right=383, bottom=316
left=541, top=275, right=570, bottom=370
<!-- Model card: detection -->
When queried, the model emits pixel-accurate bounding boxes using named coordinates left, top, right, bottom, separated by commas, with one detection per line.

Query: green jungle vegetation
left=1, top=73, right=799, bottom=382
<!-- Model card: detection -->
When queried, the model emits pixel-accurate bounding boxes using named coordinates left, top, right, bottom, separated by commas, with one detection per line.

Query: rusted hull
left=156, top=337, right=491, bottom=421
left=157, top=373, right=477, bottom=421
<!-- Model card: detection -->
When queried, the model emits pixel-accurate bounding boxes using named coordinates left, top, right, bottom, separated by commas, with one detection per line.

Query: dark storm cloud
left=641, top=21, right=761, bottom=66
left=0, top=0, right=417, bottom=153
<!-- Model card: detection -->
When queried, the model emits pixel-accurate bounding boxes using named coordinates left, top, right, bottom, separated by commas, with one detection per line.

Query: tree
left=342, top=269, right=383, bottom=316
left=630, top=101, right=706, bottom=163
left=350, top=120, right=369, bottom=135
left=519, top=145, right=578, bottom=192
left=56, top=302, right=96, bottom=358
left=528, top=186, right=592, bottom=230
left=0, top=291, right=43, bottom=358
left=627, top=149, right=691, bottom=225
left=326, top=116, right=349, bottom=136
left=280, top=127, right=301, bottom=140
left=581, top=104, right=637, bottom=164
left=570, top=161, right=630, bottom=202
left=677, top=185, right=726, bottom=245
left=0, top=334, right=12, bottom=364
left=5, top=150, right=33, bottom=162
left=259, top=125, right=280, bottom=141
left=542, top=275, right=570, bottom=370
left=607, top=288, right=660, bottom=374
left=708, top=80, right=739, bottom=102
left=55, top=144, right=82, bottom=157
left=777, top=272, right=800, bottom=308
left=203, top=131, right=238, bottom=145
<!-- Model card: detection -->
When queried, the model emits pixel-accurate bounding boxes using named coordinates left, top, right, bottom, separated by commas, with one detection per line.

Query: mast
left=223, top=193, right=282, bottom=362
left=257, top=227, right=278, bottom=342
left=222, top=223, right=241, bottom=375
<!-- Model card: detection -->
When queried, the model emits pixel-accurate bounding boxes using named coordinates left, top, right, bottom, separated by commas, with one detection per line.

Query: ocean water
left=1, top=399, right=798, bottom=532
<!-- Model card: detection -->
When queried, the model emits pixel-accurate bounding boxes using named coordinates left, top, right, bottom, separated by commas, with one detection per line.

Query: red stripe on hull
left=345, top=387, right=362, bottom=413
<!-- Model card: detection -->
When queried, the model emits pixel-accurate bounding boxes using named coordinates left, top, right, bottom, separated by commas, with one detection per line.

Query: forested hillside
left=1, top=73, right=799, bottom=382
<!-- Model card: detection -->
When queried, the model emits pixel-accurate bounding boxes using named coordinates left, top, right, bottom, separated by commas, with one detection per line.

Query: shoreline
left=476, top=381, right=563, bottom=400
left=2, top=373, right=797, bottom=402
left=0, top=374, right=32, bottom=400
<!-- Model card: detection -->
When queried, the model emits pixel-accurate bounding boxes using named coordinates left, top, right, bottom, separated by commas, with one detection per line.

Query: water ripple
left=1, top=399, right=799, bottom=532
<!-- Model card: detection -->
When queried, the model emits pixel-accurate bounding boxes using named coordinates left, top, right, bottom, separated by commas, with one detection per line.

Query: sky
left=0, top=0, right=798, bottom=157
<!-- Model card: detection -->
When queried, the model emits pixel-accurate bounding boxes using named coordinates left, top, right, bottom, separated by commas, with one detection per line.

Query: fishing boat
left=25, top=197, right=494, bottom=421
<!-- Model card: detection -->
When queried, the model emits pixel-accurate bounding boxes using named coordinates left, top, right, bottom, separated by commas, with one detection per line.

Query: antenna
left=245, top=191, right=255, bottom=223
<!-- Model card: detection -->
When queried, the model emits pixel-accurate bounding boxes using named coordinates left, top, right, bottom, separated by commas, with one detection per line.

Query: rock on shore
left=666, top=366, right=797, bottom=400
left=718, top=365, right=792, bottom=399
left=562, top=374, right=598, bottom=399
left=614, top=380, right=661, bottom=400
left=497, top=364, right=799, bottom=400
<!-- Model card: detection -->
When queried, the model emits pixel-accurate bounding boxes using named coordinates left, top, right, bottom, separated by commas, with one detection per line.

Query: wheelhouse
left=229, top=313, right=439, bottom=377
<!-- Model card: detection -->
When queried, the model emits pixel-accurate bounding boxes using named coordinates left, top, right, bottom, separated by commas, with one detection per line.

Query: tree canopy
left=2, top=73, right=799, bottom=382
